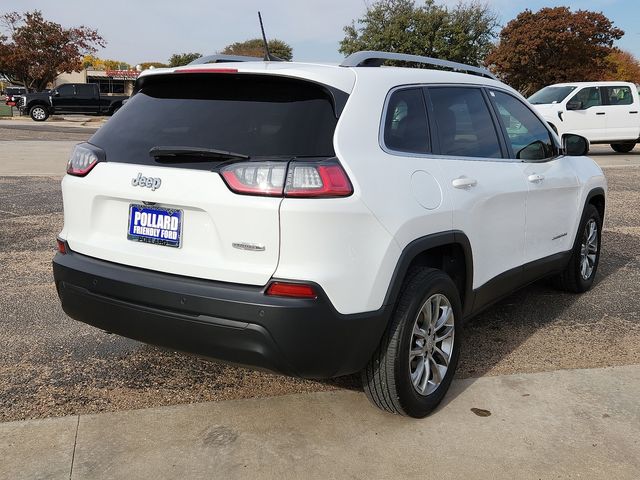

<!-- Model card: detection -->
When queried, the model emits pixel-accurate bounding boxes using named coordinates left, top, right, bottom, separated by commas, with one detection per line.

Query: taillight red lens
left=284, top=163, right=352, bottom=197
left=221, top=162, right=286, bottom=196
left=67, top=144, right=102, bottom=177
left=266, top=282, right=317, bottom=299
left=220, top=160, right=353, bottom=198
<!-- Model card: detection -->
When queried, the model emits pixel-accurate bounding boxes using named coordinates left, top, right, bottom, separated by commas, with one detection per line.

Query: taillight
left=284, top=163, right=352, bottom=197
left=67, top=143, right=104, bottom=177
left=221, top=162, right=287, bottom=196
left=266, top=282, right=317, bottom=299
left=220, top=159, right=353, bottom=198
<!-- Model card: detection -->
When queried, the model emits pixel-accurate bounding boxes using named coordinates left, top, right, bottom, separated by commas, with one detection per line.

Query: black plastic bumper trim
left=53, top=251, right=390, bottom=379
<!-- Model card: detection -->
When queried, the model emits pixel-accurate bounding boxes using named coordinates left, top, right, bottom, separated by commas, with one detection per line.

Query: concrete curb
left=2, top=365, right=639, bottom=480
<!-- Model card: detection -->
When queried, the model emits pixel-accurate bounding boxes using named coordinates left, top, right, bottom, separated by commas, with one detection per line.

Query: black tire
left=610, top=143, right=635, bottom=153
left=555, top=204, right=602, bottom=293
left=29, top=105, right=49, bottom=122
left=361, top=268, right=462, bottom=418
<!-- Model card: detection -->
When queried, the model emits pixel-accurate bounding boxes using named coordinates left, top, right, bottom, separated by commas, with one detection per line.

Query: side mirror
left=566, top=100, right=582, bottom=111
left=562, top=134, right=589, bottom=156
left=53, top=90, right=59, bottom=97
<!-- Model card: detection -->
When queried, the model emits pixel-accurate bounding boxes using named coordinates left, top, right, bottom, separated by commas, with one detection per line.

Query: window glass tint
left=89, top=74, right=340, bottom=169
left=570, top=87, right=602, bottom=109
left=528, top=86, right=576, bottom=105
left=6, top=87, right=26, bottom=96
left=605, top=86, right=633, bottom=105
left=430, top=87, right=501, bottom=158
left=89, top=78, right=126, bottom=94
left=76, top=84, right=95, bottom=97
left=383, top=88, right=429, bottom=154
left=491, top=90, right=555, bottom=161
left=56, top=84, right=74, bottom=95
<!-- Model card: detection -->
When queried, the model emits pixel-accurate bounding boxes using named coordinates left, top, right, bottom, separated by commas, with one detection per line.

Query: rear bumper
left=52, top=251, right=389, bottom=379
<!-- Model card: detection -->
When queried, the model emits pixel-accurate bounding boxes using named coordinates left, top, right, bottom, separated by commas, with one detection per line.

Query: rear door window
left=382, top=88, right=430, bottom=154
left=76, top=84, right=95, bottom=98
left=89, top=74, right=342, bottom=169
left=428, top=87, right=502, bottom=159
left=604, top=86, right=633, bottom=105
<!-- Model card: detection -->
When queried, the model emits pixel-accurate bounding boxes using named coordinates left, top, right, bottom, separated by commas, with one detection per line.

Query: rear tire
left=29, top=105, right=49, bottom=122
left=610, top=143, right=635, bottom=153
left=555, top=204, right=602, bottom=293
left=361, top=268, right=462, bottom=418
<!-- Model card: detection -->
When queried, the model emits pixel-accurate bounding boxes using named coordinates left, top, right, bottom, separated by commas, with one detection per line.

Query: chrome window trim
left=379, top=83, right=521, bottom=163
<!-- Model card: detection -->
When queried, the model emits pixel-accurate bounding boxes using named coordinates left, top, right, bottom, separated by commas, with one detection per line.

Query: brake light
left=266, top=282, right=317, bottom=299
left=177, top=68, right=238, bottom=74
left=67, top=144, right=103, bottom=177
left=220, top=160, right=353, bottom=198
left=285, top=163, right=352, bottom=197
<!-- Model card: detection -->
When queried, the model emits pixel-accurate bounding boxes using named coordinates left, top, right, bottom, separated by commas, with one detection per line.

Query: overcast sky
left=8, top=0, right=640, bottom=65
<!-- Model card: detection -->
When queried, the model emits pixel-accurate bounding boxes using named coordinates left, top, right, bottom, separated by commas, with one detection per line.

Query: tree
left=221, top=39, right=293, bottom=61
left=138, top=62, right=168, bottom=70
left=339, top=0, right=499, bottom=66
left=82, top=54, right=131, bottom=71
left=0, top=11, right=105, bottom=91
left=168, top=52, right=202, bottom=67
left=486, top=7, right=624, bottom=95
left=601, top=49, right=640, bottom=84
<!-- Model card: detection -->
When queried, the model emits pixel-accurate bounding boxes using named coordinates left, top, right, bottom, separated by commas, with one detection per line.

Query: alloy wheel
left=580, top=218, right=598, bottom=280
left=409, top=293, right=455, bottom=396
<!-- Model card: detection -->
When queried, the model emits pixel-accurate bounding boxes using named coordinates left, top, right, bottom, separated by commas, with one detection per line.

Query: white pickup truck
left=529, top=81, right=640, bottom=153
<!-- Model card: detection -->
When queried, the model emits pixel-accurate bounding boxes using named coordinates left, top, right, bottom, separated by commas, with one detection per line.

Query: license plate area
left=127, top=204, right=182, bottom=248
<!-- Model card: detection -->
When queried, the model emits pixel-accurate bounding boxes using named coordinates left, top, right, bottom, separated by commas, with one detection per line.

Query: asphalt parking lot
left=1, top=123, right=639, bottom=423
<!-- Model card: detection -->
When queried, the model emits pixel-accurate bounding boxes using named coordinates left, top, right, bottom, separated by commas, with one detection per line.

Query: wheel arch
left=383, top=231, right=474, bottom=318
left=27, top=100, right=50, bottom=111
left=108, top=101, right=123, bottom=114
left=586, top=187, right=605, bottom=224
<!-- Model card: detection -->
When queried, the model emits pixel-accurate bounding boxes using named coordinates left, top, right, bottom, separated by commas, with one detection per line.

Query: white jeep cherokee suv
left=53, top=51, right=606, bottom=418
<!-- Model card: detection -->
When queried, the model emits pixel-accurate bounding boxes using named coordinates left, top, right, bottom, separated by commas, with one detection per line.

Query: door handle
left=452, top=177, right=478, bottom=189
left=528, top=174, right=544, bottom=183
left=630, top=111, right=638, bottom=114
left=595, top=112, right=606, bottom=116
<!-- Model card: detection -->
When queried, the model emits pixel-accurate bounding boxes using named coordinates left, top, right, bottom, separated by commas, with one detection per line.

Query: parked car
left=52, top=52, right=606, bottom=418
left=4, top=86, right=27, bottom=107
left=529, top=81, right=640, bottom=153
left=20, top=83, right=128, bottom=121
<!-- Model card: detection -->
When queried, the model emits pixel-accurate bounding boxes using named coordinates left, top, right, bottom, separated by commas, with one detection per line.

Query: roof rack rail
left=187, top=54, right=263, bottom=66
left=339, top=51, right=497, bottom=80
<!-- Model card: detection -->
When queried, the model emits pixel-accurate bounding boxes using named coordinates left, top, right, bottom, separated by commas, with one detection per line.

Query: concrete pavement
left=2, top=365, right=639, bottom=480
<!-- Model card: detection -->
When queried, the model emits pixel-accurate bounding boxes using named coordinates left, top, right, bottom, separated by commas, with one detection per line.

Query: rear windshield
left=528, top=86, right=576, bottom=105
left=90, top=74, right=341, bottom=168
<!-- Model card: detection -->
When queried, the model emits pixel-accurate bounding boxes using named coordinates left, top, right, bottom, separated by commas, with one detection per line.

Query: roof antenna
left=258, top=11, right=283, bottom=62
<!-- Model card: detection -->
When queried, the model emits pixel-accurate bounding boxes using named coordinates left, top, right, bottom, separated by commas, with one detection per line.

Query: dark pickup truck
left=20, top=83, right=128, bottom=121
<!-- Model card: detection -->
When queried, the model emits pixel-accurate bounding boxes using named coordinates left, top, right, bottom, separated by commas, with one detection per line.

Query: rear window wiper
left=149, top=146, right=250, bottom=161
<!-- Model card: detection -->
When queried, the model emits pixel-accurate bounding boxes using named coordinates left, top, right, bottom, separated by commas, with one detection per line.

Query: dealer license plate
left=127, top=204, right=182, bottom=248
